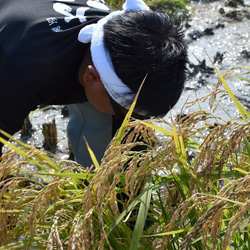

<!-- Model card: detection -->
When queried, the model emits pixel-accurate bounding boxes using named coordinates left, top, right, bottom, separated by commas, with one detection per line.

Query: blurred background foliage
left=107, top=0, right=191, bottom=19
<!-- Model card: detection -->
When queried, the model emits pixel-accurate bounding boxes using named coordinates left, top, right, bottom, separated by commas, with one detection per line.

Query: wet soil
left=168, top=0, right=250, bottom=121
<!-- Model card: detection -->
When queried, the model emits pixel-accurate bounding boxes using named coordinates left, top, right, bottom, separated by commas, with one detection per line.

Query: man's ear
left=83, top=65, right=101, bottom=86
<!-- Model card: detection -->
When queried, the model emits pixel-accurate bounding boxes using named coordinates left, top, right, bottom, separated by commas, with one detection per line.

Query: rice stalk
left=0, top=66, right=249, bottom=249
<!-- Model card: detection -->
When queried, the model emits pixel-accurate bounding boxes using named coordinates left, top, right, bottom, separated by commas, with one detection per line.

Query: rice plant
left=0, top=66, right=249, bottom=249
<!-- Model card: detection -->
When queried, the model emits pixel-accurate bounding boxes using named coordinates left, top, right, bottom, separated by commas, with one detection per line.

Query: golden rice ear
left=0, top=67, right=249, bottom=249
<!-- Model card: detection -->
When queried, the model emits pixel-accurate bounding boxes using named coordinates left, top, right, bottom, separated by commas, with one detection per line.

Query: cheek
left=83, top=84, right=94, bottom=103
left=84, top=84, right=115, bottom=115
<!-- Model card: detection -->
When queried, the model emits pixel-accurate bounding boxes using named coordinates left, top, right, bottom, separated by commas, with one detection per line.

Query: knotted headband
left=78, top=0, right=150, bottom=110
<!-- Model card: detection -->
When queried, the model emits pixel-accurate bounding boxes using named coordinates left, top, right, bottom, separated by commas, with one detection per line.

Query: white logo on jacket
left=48, top=0, right=109, bottom=32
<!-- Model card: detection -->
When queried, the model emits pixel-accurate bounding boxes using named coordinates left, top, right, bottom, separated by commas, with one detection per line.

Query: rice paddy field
left=0, top=0, right=249, bottom=249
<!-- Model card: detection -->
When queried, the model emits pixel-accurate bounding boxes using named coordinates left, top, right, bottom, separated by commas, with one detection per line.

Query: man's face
left=78, top=50, right=128, bottom=118
left=82, top=66, right=115, bottom=115
left=78, top=50, right=115, bottom=115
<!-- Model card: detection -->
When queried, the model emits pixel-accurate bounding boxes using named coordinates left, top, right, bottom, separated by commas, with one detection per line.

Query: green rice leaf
left=129, top=177, right=153, bottom=250
left=114, top=74, right=147, bottom=146
left=29, top=105, right=52, bottom=114
left=106, top=177, right=172, bottom=236
left=243, top=135, right=250, bottom=161
left=0, top=236, right=47, bottom=250
left=136, top=119, right=173, bottom=136
left=196, top=193, right=245, bottom=206
left=84, top=136, right=100, bottom=169
left=233, top=76, right=250, bottom=83
left=0, top=130, right=62, bottom=172
left=0, top=210, right=25, bottom=213
left=143, top=227, right=194, bottom=237
left=0, top=129, right=31, bottom=150
left=207, top=56, right=250, bottom=122
left=33, top=171, right=95, bottom=180
left=233, top=167, right=249, bottom=175
left=0, top=135, right=48, bottom=171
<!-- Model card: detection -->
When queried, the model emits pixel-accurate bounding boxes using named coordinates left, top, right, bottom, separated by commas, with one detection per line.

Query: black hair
left=103, top=10, right=188, bottom=118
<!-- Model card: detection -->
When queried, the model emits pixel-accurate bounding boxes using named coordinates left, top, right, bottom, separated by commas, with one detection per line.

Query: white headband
left=78, top=0, right=150, bottom=110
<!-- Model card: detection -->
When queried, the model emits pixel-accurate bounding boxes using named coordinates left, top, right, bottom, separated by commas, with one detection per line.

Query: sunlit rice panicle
left=0, top=66, right=249, bottom=249
left=169, top=175, right=250, bottom=249
left=210, top=208, right=223, bottom=244
left=222, top=200, right=250, bottom=249
left=47, top=214, right=63, bottom=250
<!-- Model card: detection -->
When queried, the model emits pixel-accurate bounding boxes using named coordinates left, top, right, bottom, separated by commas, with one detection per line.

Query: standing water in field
left=167, top=0, right=250, bottom=122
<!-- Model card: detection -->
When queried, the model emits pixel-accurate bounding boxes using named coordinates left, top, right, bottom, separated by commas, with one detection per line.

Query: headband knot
left=78, top=0, right=150, bottom=111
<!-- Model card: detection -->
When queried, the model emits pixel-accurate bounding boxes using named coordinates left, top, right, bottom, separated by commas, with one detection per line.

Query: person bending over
left=0, top=0, right=188, bottom=166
